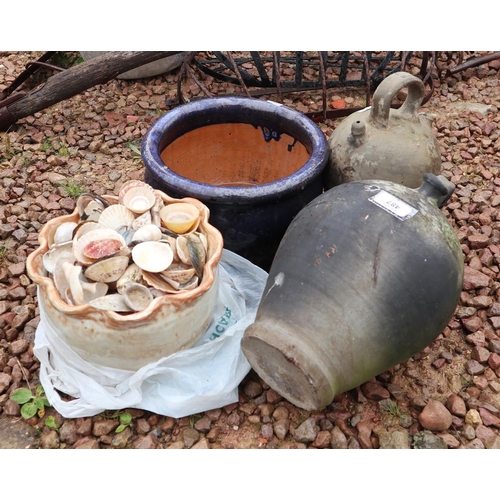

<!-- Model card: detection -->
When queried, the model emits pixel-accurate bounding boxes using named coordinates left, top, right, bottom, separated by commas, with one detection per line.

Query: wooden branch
left=0, top=51, right=181, bottom=130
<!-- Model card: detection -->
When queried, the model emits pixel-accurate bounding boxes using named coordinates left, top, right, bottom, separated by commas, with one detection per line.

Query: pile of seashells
left=41, top=180, right=209, bottom=313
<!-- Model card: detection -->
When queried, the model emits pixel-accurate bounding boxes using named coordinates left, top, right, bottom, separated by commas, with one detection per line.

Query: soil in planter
left=160, top=123, right=311, bottom=187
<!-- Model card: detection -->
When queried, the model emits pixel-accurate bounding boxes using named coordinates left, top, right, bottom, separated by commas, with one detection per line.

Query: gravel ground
left=1, top=51, right=500, bottom=450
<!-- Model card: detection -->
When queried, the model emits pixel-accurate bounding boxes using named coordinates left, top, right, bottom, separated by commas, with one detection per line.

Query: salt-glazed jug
left=325, top=71, right=441, bottom=189
left=242, top=173, right=463, bottom=411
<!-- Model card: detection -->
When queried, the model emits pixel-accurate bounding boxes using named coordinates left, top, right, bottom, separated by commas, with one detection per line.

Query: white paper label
left=368, top=190, right=418, bottom=221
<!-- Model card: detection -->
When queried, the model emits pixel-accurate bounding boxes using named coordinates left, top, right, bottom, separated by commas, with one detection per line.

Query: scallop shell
left=120, top=283, right=154, bottom=312
left=83, top=254, right=130, bottom=283
left=74, top=228, right=127, bottom=266
left=118, top=180, right=150, bottom=204
left=98, top=204, right=136, bottom=231
left=131, top=241, right=174, bottom=273
left=121, top=185, right=156, bottom=214
left=159, top=202, right=200, bottom=234
left=131, top=223, right=162, bottom=244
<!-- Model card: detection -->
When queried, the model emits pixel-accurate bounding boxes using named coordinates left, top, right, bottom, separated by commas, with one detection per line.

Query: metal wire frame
left=174, top=51, right=421, bottom=119
left=193, top=51, right=413, bottom=91
left=172, top=51, right=500, bottom=121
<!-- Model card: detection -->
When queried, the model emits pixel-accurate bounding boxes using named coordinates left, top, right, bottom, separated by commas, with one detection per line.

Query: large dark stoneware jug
left=141, top=96, right=329, bottom=270
left=326, top=71, right=441, bottom=189
left=242, top=174, right=464, bottom=410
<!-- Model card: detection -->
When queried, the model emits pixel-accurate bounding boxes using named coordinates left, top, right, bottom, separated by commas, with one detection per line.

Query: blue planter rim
left=142, top=96, right=329, bottom=204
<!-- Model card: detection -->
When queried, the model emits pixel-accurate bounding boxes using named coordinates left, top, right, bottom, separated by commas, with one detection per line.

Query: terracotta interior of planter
left=160, top=123, right=311, bottom=187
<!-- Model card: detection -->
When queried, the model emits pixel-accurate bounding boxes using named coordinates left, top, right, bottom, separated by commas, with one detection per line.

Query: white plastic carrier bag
left=33, top=249, right=268, bottom=419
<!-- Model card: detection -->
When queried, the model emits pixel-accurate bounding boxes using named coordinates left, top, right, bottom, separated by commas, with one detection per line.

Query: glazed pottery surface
left=242, top=174, right=464, bottom=410
left=141, top=96, right=329, bottom=270
left=326, top=71, right=441, bottom=189
left=26, top=192, right=223, bottom=371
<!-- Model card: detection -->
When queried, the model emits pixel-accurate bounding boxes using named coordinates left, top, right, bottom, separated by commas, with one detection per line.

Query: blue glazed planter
left=141, top=96, right=329, bottom=270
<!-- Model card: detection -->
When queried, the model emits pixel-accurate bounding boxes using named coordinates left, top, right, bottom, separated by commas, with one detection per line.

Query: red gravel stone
left=479, top=407, right=500, bottom=428
left=463, top=267, right=491, bottom=289
left=418, top=400, right=453, bottom=432
left=488, top=352, right=500, bottom=370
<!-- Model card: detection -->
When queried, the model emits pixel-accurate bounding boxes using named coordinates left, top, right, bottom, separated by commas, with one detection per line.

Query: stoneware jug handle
left=370, top=71, right=425, bottom=128
left=417, top=173, right=455, bottom=208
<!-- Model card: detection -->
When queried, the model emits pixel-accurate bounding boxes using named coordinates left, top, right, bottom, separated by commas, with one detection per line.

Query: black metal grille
left=193, top=51, right=414, bottom=90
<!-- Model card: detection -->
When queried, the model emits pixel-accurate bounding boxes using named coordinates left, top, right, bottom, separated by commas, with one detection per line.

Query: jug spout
left=417, top=173, right=455, bottom=208
left=349, top=119, right=366, bottom=147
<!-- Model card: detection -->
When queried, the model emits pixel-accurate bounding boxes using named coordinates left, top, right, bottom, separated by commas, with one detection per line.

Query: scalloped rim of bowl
left=26, top=191, right=223, bottom=324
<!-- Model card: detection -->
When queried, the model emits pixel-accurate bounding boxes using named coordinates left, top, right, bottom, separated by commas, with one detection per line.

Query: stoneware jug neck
left=417, top=173, right=455, bottom=208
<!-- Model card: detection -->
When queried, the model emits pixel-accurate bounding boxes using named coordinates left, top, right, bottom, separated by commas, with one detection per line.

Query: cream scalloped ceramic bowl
left=26, top=191, right=223, bottom=371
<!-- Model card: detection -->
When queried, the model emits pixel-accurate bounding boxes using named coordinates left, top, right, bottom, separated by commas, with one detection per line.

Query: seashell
left=176, top=236, right=190, bottom=265
left=48, top=221, right=78, bottom=248
left=76, top=193, right=110, bottom=221
left=196, top=231, right=208, bottom=252
left=89, top=293, right=133, bottom=312
left=141, top=270, right=179, bottom=293
left=73, top=221, right=105, bottom=243
left=160, top=262, right=196, bottom=284
left=151, top=193, right=164, bottom=227
left=131, top=241, right=174, bottom=273
left=161, top=235, right=179, bottom=261
left=52, top=251, right=77, bottom=302
left=116, top=263, right=144, bottom=292
left=121, top=185, right=156, bottom=214
left=131, top=224, right=162, bottom=244
left=120, top=282, right=154, bottom=312
left=114, top=225, right=135, bottom=245
left=159, top=202, right=200, bottom=234
left=65, top=263, right=108, bottom=305
left=150, top=288, right=167, bottom=298
left=132, top=210, right=152, bottom=230
left=160, top=275, right=199, bottom=293
left=43, top=241, right=73, bottom=274
left=74, top=228, right=127, bottom=266
left=98, top=204, right=136, bottom=231
left=79, top=280, right=109, bottom=305
left=176, top=233, right=206, bottom=277
left=83, top=239, right=122, bottom=261
left=118, top=180, right=149, bottom=204
left=83, top=255, right=130, bottom=283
